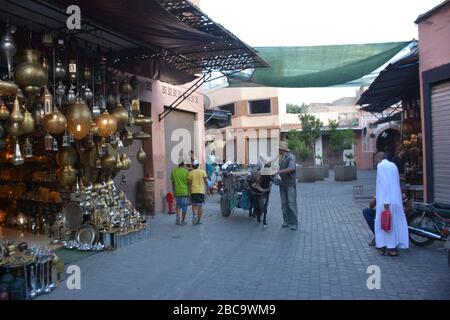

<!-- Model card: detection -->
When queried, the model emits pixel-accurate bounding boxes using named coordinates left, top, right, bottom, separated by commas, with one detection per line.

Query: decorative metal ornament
left=65, top=87, right=76, bottom=106
left=133, top=131, right=151, bottom=140
left=10, top=96, right=24, bottom=123
left=11, top=140, right=24, bottom=166
left=137, top=147, right=147, bottom=164
left=43, top=86, right=53, bottom=114
left=82, top=86, right=93, bottom=102
left=120, top=77, right=133, bottom=95
left=0, top=80, right=18, bottom=96
left=33, top=103, right=45, bottom=127
left=62, top=132, right=71, bottom=146
left=42, top=31, right=53, bottom=48
left=43, top=109, right=67, bottom=135
left=44, top=133, right=53, bottom=151
left=42, top=56, right=50, bottom=72
left=83, top=66, right=91, bottom=81
left=0, top=100, right=10, bottom=120
left=131, top=99, right=140, bottom=115
left=19, top=108, right=35, bottom=134
left=95, top=111, right=117, bottom=137
left=0, top=24, right=17, bottom=80
left=65, top=97, right=92, bottom=140
left=68, top=60, right=77, bottom=82
left=23, top=137, right=33, bottom=158
left=55, top=60, right=66, bottom=82
left=14, top=49, right=48, bottom=93
left=52, top=138, right=59, bottom=151
left=56, top=146, right=77, bottom=167
left=55, top=82, right=66, bottom=107
left=134, top=115, right=153, bottom=126
left=110, top=103, right=129, bottom=131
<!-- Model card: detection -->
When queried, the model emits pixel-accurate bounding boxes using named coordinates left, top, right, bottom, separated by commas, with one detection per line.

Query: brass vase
left=137, top=147, right=147, bottom=164
left=56, top=146, right=77, bottom=167
left=19, top=108, right=35, bottom=134
left=65, top=97, right=92, bottom=140
left=57, top=166, right=77, bottom=190
left=95, top=111, right=117, bottom=137
left=14, top=49, right=48, bottom=95
left=110, top=103, right=129, bottom=131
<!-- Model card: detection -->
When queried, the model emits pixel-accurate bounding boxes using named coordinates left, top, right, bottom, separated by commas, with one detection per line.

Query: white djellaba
left=375, top=159, right=409, bottom=249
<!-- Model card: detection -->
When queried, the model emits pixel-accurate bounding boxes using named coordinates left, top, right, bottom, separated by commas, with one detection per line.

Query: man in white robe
left=374, top=152, right=409, bottom=256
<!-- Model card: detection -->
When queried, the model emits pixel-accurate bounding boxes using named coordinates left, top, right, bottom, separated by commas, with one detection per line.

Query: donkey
left=248, top=162, right=276, bottom=228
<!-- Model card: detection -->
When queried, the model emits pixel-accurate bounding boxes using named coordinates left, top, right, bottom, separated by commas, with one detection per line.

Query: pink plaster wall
left=418, top=3, right=450, bottom=201
left=134, top=76, right=204, bottom=213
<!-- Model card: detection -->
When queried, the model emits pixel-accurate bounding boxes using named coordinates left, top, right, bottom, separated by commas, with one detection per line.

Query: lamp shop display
left=0, top=22, right=152, bottom=298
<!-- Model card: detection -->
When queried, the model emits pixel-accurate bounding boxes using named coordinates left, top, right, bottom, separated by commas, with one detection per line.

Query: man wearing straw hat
left=276, top=140, right=298, bottom=231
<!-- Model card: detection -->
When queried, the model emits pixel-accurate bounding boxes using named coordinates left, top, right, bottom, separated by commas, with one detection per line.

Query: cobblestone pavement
left=41, top=171, right=450, bottom=300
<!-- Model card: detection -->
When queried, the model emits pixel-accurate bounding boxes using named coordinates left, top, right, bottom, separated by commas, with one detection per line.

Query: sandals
left=378, top=248, right=398, bottom=256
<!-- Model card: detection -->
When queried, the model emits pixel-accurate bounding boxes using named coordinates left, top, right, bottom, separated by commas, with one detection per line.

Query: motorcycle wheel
left=220, top=196, right=231, bottom=217
left=408, top=213, right=435, bottom=247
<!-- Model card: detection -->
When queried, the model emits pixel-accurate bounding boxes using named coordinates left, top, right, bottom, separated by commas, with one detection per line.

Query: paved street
left=41, top=170, right=450, bottom=300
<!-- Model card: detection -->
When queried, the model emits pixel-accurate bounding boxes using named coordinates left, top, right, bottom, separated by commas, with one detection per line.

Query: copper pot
left=110, top=103, right=129, bottom=131
left=0, top=101, right=10, bottom=120
left=137, top=147, right=147, bottom=164
left=56, top=146, right=78, bottom=167
left=14, top=49, right=48, bottom=91
left=57, top=166, right=77, bottom=189
left=95, top=111, right=117, bottom=137
left=19, top=108, right=35, bottom=134
left=65, top=97, right=92, bottom=140
left=43, top=111, right=67, bottom=135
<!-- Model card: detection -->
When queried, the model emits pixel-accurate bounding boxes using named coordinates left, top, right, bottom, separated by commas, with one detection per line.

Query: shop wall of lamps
left=0, top=23, right=153, bottom=190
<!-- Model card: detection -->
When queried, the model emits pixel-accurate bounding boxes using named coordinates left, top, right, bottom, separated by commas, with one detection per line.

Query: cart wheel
left=220, top=196, right=231, bottom=217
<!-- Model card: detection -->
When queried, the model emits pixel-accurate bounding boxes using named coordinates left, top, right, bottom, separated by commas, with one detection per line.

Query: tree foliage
left=286, top=103, right=309, bottom=114
left=328, top=119, right=355, bottom=156
left=287, top=130, right=310, bottom=161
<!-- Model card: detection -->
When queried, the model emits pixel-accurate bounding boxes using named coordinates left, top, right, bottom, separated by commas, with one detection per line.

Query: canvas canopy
left=227, top=42, right=411, bottom=88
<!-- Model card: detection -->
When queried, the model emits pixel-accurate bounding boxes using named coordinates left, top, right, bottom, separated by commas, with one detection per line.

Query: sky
left=200, top=0, right=444, bottom=104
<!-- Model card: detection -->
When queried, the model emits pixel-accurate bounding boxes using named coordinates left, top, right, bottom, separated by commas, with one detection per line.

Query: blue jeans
left=362, top=208, right=376, bottom=234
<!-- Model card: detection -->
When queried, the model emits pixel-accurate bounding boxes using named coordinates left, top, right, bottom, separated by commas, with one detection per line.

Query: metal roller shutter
left=431, top=81, right=450, bottom=205
left=164, top=110, right=195, bottom=191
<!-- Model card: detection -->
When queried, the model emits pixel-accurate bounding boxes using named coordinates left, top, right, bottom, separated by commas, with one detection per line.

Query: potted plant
left=287, top=130, right=315, bottom=182
left=327, top=120, right=357, bottom=181
left=316, top=154, right=329, bottom=178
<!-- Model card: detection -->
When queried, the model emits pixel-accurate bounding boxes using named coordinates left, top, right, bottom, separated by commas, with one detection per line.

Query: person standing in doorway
left=276, top=140, right=298, bottom=231
left=374, top=152, right=409, bottom=256
left=171, top=158, right=189, bottom=226
left=188, top=159, right=208, bottom=225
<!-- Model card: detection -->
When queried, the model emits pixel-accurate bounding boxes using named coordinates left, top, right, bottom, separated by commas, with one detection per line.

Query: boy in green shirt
left=171, top=158, right=190, bottom=226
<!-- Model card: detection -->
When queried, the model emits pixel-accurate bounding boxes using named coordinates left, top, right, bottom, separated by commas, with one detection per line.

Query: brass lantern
left=110, top=103, right=129, bottom=131
left=11, top=140, right=24, bottom=166
left=43, top=109, right=67, bottom=135
left=65, top=97, right=92, bottom=140
left=23, top=137, right=33, bottom=158
left=95, top=110, right=117, bottom=137
left=0, top=100, right=10, bottom=120
left=43, top=86, right=53, bottom=115
left=44, top=133, right=53, bottom=151
left=19, top=108, right=35, bottom=134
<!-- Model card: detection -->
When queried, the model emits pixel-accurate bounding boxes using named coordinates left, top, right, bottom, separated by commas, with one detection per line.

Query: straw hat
left=277, top=140, right=290, bottom=152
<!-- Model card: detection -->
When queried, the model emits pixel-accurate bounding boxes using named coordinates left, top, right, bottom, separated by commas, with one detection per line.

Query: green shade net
left=227, top=42, right=411, bottom=88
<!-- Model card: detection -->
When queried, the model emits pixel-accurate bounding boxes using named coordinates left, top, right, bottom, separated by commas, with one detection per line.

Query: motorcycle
left=408, top=202, right=450, bottom=247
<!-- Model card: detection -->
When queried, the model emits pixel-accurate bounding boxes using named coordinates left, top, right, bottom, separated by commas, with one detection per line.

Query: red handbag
left=381, top=210, right=392, bottom=232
